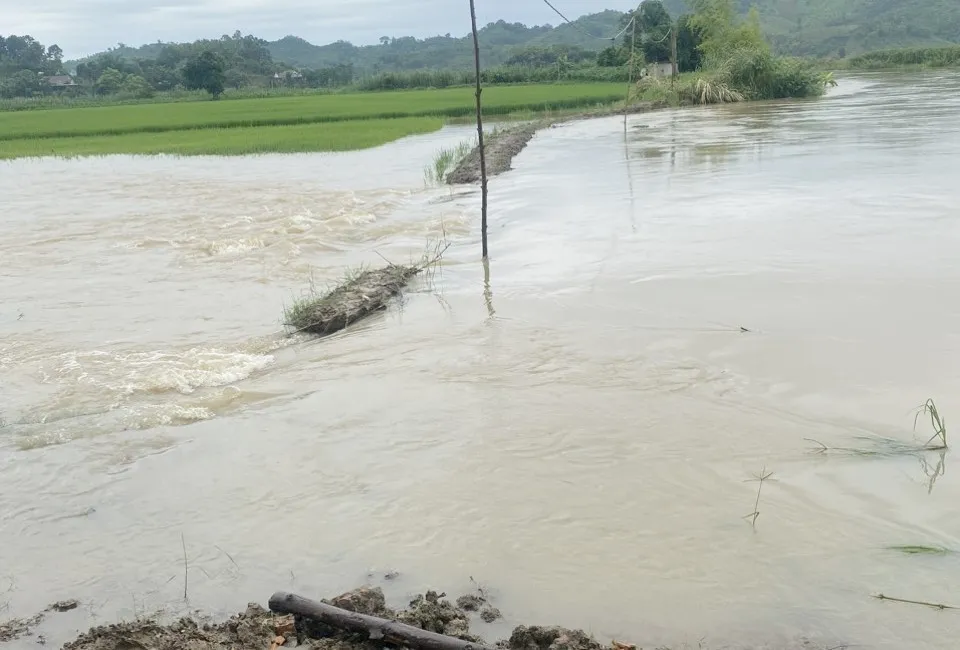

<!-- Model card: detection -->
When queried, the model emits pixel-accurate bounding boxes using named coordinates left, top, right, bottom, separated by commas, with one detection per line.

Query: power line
left=538, top=0, right=636, bottom=42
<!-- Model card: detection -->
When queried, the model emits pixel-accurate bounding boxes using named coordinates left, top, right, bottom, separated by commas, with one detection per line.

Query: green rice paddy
left=0, top=83, right=624, bottom=158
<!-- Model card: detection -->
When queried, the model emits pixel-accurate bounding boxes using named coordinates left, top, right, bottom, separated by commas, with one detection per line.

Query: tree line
left=0, top=0, right=822, bottom=103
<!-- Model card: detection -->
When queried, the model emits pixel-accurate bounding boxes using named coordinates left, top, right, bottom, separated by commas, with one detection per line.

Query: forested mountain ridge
left=63, top=1, right=960, bottom=71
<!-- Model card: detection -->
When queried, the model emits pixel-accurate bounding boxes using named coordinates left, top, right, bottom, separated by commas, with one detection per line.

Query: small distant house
left=641, top=62, right=674, bottom=78
left=45, top=75, right=78, bottom=88
left=272, top=70, right=303, bottom=85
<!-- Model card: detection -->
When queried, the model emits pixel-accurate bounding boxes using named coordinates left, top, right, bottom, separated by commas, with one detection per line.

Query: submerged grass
left=886, top=545, right=956, bottom=556
left=0, top=83, right=624, bottom=141
left=806, top=398, right=949, bottom=457
left=0, top=118, right=444, bottom=159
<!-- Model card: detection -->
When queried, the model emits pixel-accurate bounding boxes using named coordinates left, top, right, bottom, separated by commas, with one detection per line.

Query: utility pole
left=469, top=0, right=489, bottom=260
left=670, top=23, right=679, bottom=79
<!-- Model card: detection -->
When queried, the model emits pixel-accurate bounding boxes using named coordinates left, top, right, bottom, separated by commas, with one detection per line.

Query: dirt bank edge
left=45, top=587, right=608, bottom=650
left=445, top=101, right=667, bottom=186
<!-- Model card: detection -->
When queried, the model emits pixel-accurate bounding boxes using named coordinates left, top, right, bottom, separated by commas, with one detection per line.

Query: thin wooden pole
left=469, top=0, right=489, bottom=260
left=670, top=23, right=679, bottom=80
left=624, top=16, right=637, bottom=131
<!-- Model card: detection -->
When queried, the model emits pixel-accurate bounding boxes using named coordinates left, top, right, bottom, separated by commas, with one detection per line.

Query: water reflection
left=482, top=258, right=496, bottom=320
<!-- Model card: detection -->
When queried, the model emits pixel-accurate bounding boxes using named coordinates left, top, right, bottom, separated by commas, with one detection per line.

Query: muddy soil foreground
left=9, top=588, right=601, bottom=650
left=2, top=587, right=843, bottom=650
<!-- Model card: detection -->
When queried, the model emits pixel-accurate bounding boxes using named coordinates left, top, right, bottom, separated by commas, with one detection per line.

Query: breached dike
left=445, top=101, right=667, bottom=186
left=284, top=263, right=422, bottom=336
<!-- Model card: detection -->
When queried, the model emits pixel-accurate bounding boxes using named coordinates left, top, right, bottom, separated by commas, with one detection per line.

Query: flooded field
left=2, top=71, right=960, bottom=650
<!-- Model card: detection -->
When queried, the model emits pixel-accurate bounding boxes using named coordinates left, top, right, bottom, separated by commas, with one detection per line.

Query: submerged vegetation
left=424, top=139, right=475, bottom=185
left=845, top=45, right=960, bottom=70
left=886, top=545, right=955, bottom=556
left=283, top=264, right=422, bottom=336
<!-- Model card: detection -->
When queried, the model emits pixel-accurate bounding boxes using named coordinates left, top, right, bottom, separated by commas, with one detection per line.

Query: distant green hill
left=266, top=12, right=626, bottom=71
left=67, top=12, right=626, bottom=74
left=65, top=2, right=960, bottom=73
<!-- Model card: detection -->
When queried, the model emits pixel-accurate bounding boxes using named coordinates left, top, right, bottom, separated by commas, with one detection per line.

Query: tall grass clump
left=651, top=0, right=833, bottom=106
left=424, top=138, right=475, bottom=185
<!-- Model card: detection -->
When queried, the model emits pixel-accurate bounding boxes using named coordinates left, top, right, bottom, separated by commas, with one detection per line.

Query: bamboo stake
left=469, top=0, right=489, bottom=260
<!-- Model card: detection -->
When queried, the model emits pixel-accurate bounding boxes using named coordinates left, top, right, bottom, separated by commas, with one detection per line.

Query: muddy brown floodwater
left=2, top=71, right=960, bottom=650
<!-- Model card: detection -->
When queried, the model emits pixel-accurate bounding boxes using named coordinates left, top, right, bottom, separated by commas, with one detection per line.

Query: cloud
left=0, top=0, right=640, bottom=58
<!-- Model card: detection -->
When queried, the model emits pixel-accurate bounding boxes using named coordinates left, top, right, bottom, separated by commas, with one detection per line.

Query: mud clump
left=396, top=591, right=477, bottom=642
left=455, top=595, right=484, bottom=612
left=480, top=607, right=502, bottom=623
left=505, top=626, right=604, bottom=650
left=326, top=587, right=390, bottom=617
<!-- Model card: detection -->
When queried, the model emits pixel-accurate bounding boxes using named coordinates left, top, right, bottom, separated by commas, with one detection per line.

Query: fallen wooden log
left=268, top=592, right=498, bottom=650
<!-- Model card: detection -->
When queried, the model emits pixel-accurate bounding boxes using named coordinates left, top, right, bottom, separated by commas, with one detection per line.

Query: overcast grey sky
left=2, top=0, right=642, bottom=59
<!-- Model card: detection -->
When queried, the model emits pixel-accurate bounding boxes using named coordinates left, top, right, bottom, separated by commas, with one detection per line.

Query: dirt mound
left=446, top=124, right=540, bottom=185
left=62, top=604, right=284, bottom=650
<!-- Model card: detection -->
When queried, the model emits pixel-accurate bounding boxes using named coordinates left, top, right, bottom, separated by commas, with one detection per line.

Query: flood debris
left=0, top=613, right=44, bottom=643
left=0, top=599, right=81, bottom=642
left=284, top=264, right=421, bottom=336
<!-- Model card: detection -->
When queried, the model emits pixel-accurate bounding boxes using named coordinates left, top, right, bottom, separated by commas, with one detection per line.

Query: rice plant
left=0, top=83, right=625, bottom=142
left=423, top=138, right=475, bottom=185
left=914, top=398, right=947, bottom=450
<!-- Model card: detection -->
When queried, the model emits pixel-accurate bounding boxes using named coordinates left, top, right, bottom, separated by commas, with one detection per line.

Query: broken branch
left=268, top=592, right=497, bottom=650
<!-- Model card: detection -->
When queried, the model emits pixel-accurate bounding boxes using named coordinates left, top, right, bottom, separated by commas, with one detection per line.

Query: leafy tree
left=95, top=67, right=125, bottom=95
left=597, top=46, right=629, bottom=67
left=675, top=14, right=704, bottom=72
left=121, top=74, right=153, bottom=98
left=224, top=67, right=248, bottom=89
left=689, top=0, right=767, bottom=62
left=622, top=1, right=673, bottom=63
left=0, top=69, right=42, bottom=98
left=182, top=50, right=226, bottom=97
